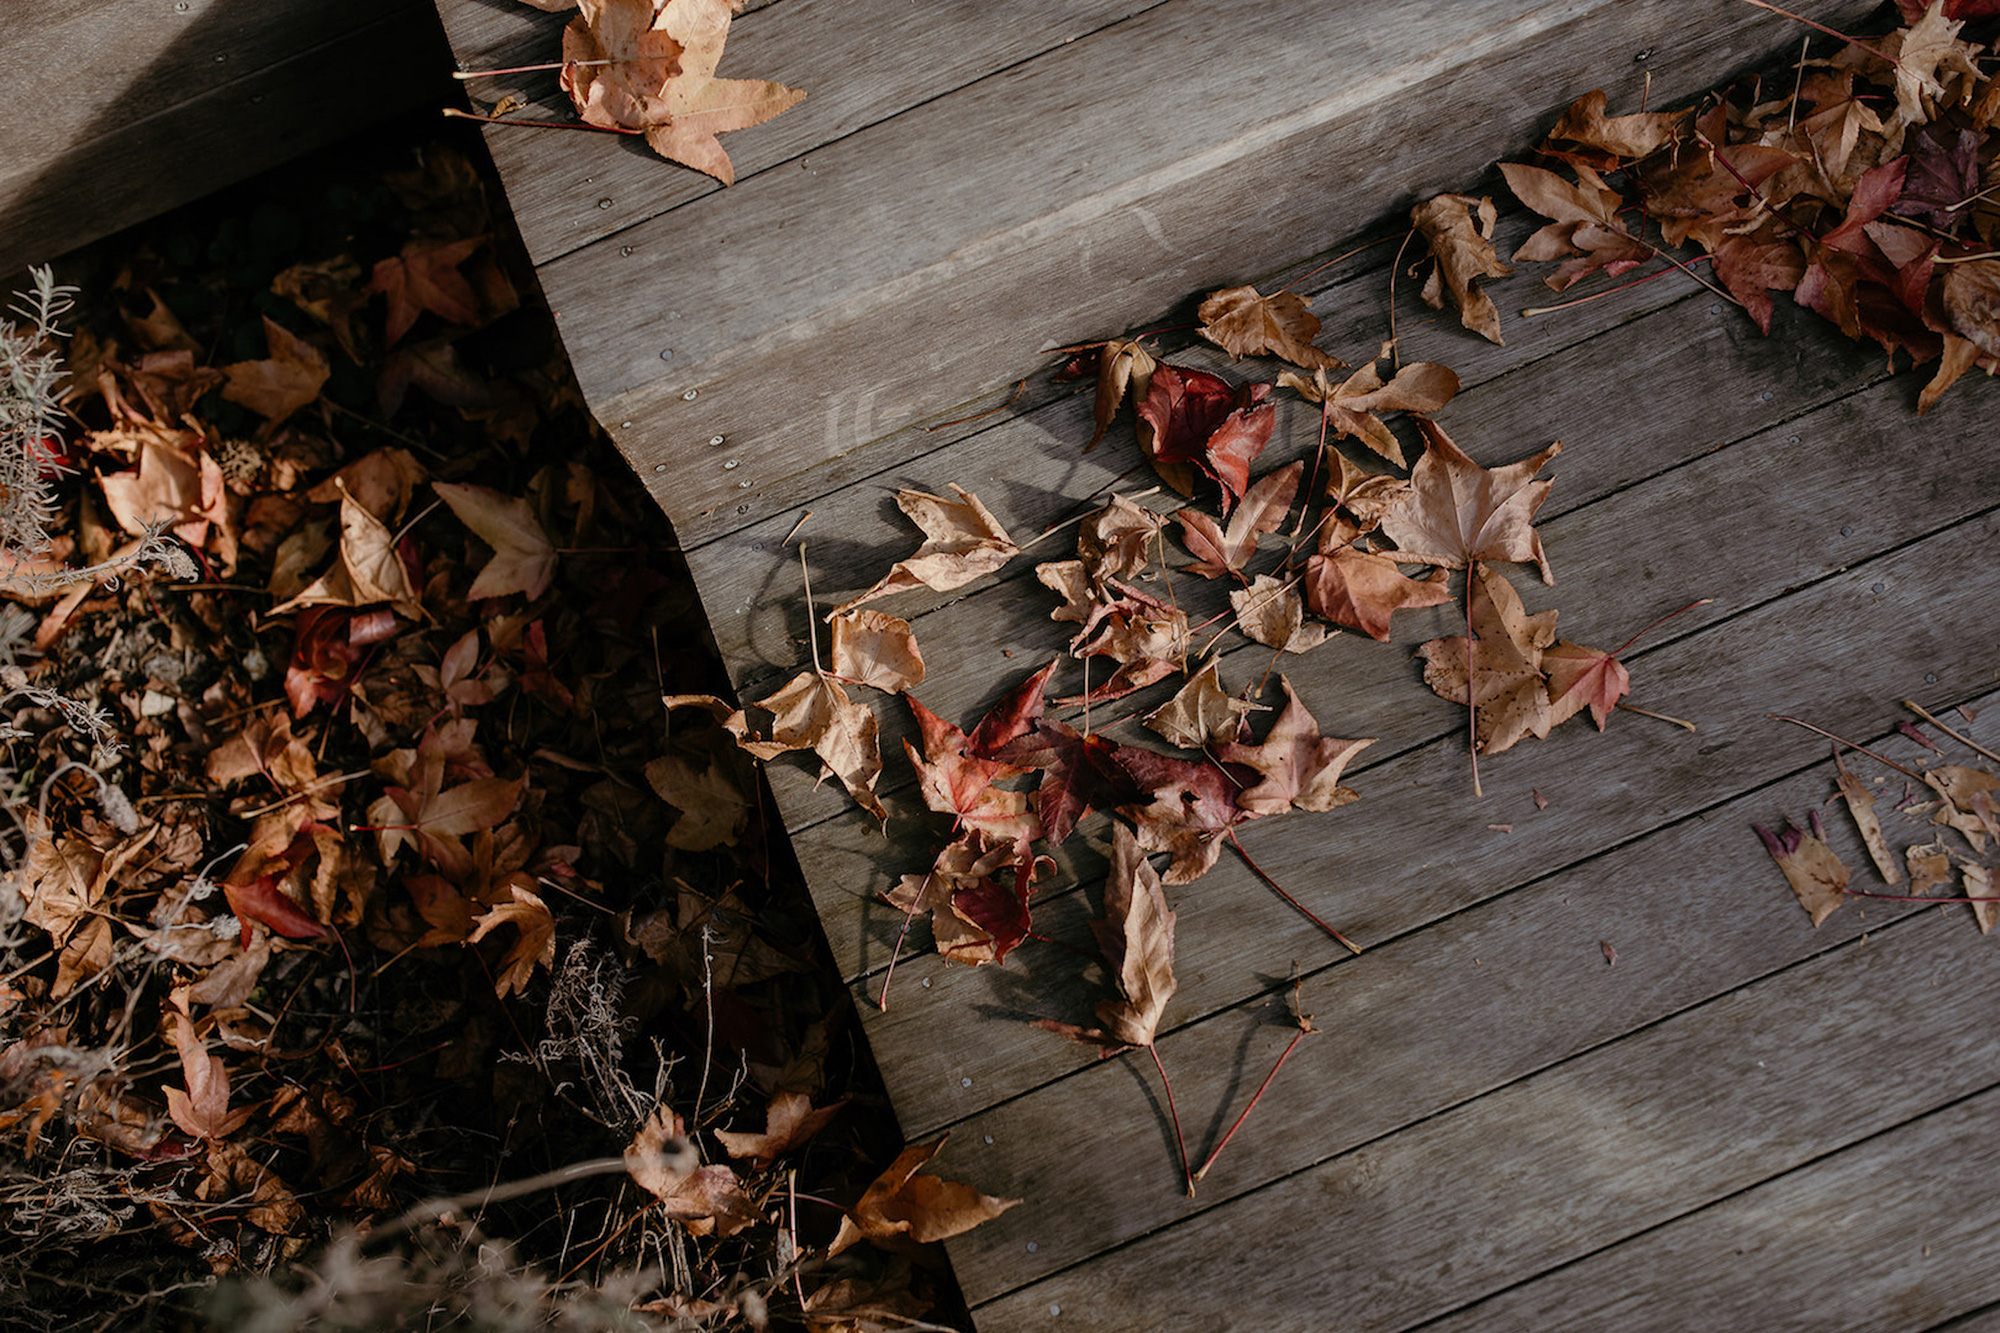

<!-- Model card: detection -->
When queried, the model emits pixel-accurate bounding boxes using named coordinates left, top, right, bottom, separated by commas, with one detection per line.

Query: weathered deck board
left=428, top=0, right=2000, bottom=1325
left=0, top=0, right=450, bottom=276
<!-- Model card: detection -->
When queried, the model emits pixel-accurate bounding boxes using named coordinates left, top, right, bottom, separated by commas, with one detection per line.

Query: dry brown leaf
left=222, top=316, right=330, bottom=425
left=834, top=485, right=1019, bottom=614
left=1756, top=814, right=1850, bottom=927
left=1278, top=359, right=1460, bottom=467
left=827, top=1132, right=1020, bottom=1257
left=1215, top=676, right=1373, bottom=815
left=1834, top=750, right=1901, bottom=883
left=433, top=482, right=557, bottom=600
left=1301, top=542, right=1451, bottom=642
left=625, top=1105, right=762, bottom=1236
left=1084, top=340, right=1157, bottom=450
left=1500, top=161, right=1651, bottom=291
left=1378, top=418, right=1561, bottom=583
left=830, top=609, right=925, bottom=694
left=269, top=485, right=422, bottom=618
left=163, top=1011, right=251, bottom=1141
left=644, top=753, right=746, bottom=850
left=1323, top=449, right=1412, bottom=534
left=714, top=1090, right=847, bottom=1168
left=1076, top=494, right=1164, bottom=587
left=1176, top=462, right=1299, bottom=580
left=1927, top=765, right=2000, bottom=851
left=1966, top=863, right=1997, bottom=934
left=729, top=670, right=887, bottom=823
left=1542, top=639, right=1632, bottom=731
left=466, top=882, right=557, bottom=997
left=1230, top=575, right=1327, bottom=655
left=1907, top=840, right=1952, bottom=895
left=1542, top=88, right=1684, bottom=162
left=1197, top=284, right=1343, bottom=370
left=1142, top=661, right=1255, bottom=750
left=1418, top=563, right=1558, bottom=755
left=1040, top=821, right=1178, bottom=1049
left=1411, top=193, right=1511, bottom=344
left=97, top=430, right=232, bottom=564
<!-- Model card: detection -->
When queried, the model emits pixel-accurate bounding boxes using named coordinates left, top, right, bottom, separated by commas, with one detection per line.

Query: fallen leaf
left=1301, top=542, right=1451, bottom=641
left=1176, top=462, right=1300, bottom=580
left=828, top=1132, right=1020, bottom=1256
left=1378, top=418, right=1562, bottom=583
left=902, top=695, right=1040, bottom=852
left=1600, top=940, right=1618, bottom=966
left=729, top=670, right=887, bottom=823
left=1907, top=841, right=1952, bottom=895
left=163, top=1012, right=251, bottom=1141
left=1114, top=748, right=1254, bottom=884
left=1412, top=192, right=1511, bottom=344
left=714, top=1090, right=847, bottom=1168
left=1278, top=358, right=1460, bottom=466
left=1926, top=765, right=2000, bottom=851
left=1833, top=750, right=1901, bottom=883
left=1230, top=575, right=1327, bottom=654
left=885, top=833, right=1044, bottom=966
left=1417, top=563, right=1558, bottom=755
left=1143, top=661, right=1255, bottom=750
left=433, top=482, right=558, bottom=600
left=644, top=753, right=747, bottom=850
left=1542, top=638, right=1632, bottom=730
left=270, top=485, right=422, bottom=618
left=369, top=236, right=486, bottom=346
left=834, top=485, right=1018, bottom=614
left=1215, top=676, right=1373, bottom=815
left=1134, top=365, right=1274, bottom=509
left=1542, top=89, right=1684, bottom=164
left=625, top=1105, right=762, bottom=1236
left=1040, top=821, right=1178, bottom=1051
left=1321, top=450, right=1413, bottom=534
left=1501, top=161, right=1651, bottom=291
left=1081, top=340, right=1157, bottom=450
left=466, top=882, right=557, bottom=997
left=1075, top=494, right=1164, bottom=587
left=1197, top=284, right=1343, bottom=370
left=1966, top=863, right=1996, bottom=934
left=222, top=316, right=330, bottom=426
left=830, top=609, right=925, bottom=693
left=1755, top=813, right=1850, bottom=926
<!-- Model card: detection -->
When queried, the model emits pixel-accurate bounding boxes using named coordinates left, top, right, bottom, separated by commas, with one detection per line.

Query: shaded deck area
left=433, top=1, right=2000, bottom=1327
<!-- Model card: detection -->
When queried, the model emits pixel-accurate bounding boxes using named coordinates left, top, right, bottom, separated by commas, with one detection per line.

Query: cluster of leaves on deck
left=1419, top=0, right=2000, bottom=411
left=491, top=0, right=806, bottom=186
left=0, top=139, right=997, bottom=1331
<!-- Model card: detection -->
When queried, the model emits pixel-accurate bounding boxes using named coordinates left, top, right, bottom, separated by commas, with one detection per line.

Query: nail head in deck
left=682, top=389, right=698, bottom=401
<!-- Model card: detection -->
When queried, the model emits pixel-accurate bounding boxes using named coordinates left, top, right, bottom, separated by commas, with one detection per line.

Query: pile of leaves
left=1415, top=0, right=2000, bottom=412
left=0, top=130, right=1004, bottom=1331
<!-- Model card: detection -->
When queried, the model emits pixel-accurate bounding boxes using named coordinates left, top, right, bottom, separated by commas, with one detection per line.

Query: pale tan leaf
left=433, top=482, right=557, bottom=600
left=1411, top=193, right=1511, bottom=344
left=1378, top=418, right=1562, bottom=582
left=1216, top=676, right=1373, bottom=815
left=830, top=609, right=925, bottom=694
left=466, top=883, right=556, bottom=997
left=731, top=670, right=887, bottom=822
left=1230, top=575, right=1327, bottom=654
left=221, top=317, right=329, bottom=425
left=714, top=1091, right=847, bottom=1167
left=1834, top=751, right=1901, bottom=884
left=827, top=1132, right=1020, bottom=1257
left=1142, top=661, right=1255, bottom=750
left=1197, top=284, right=1343, bottom=370
left=834, top=485, right=1019, bottom=614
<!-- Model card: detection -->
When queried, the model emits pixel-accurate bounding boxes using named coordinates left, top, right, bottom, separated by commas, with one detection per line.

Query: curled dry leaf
left=1114, top=748, right=1252, bottom=885
left=1075, top=494, right=1164, bottom=587
left=1542, top=638, right=1631, bottom=731
left=1967, top=864, right=1996, bottom=934
left=1143, top=661, right=1255, bottom=750
left=830, top=609, right=925, bottom=694
left=1834, top=750, right=1902, bottom=884
left=1038, top=822, right=1178, bottom=1051
left=222, top=316, right=330, bottom=426
left=1542, top=88, right=1684, bottom=164
left=270, top=485, right=422, bottom=618
left=1230, top=575, right=1327, bottom=655
left=1196, top=284, right=1344, bottom=370
left=164, top=1011, right=251, bottom=1141
left=433, top=482, right=558, bottom=601
left=1500, top=161, right=1651, bottom=292
left=1907, top=841, right=1952, bottom=895
left=729, top=670, right=887, bottom=823
left=828, top=1132, right=1021, bottom=1257
left=1134, top=365, right=1274, bottom=509
left=466, top=882, right=557, bottom=997
left=1378, top=418, right=1561, bottom=583
left=902, top=695, right=1040, bottom=853
left=886, top=833, right=1044, bottom=966
left=1755, top=813, right=1850, bottom=927
left=369, top=236, right=485, bottom=347
left=1082, top=339, right=1158, bottom=451
left=1926, top=764, right=2000, bottom=851
left=1418, top=563, right=1558, bottom=756
left=1411, top=192, right=1511, bottom=345
left=626, top=1105, right=762, bottom=1237
left=1301, top=542, right=1450, bottom=642
left=1278, top=359, right=1459, bottom=467
left=714, top=1090, right=847, bottom=1168
left=833, top=484, right=1018, bottom=614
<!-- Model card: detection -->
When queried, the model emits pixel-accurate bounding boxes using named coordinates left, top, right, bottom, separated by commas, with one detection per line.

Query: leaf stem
left=1615, top=701, right=1697, bottom=731
left=442, top=108, right=642, bottom=135
left=453, top=58, right=620, bottom=79
left=1193, top=1024, right=1312, bottom=1182
left=1467, top=564, right=1482, bottom=797
left=1227, top=829, right=1362, bottom=955
left=1521, top=258, right=1713, bottom=317
left=1767, top=714, right=1923, bottom=780
left=1736, top=0, right=1898, bottom=68
left=1147, top=1043, right=1194, bottom=1197
left=1902, top=699, right=2000, bottom=765
left=1612, top=597, right=1713, bottom=656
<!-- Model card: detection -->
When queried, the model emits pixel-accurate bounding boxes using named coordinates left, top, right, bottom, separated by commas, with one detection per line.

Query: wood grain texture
left=0, top=2, right=448, bottom=275
left=535, top=0, right=1877, bottom=535
left=967, top=907, right=2000, bottom=1330
left=433, top=0, right=1167, bottom=266
left=835, top=492, right=2000, bottom=1139
left=1420, top=1086, right=2000, bottom=1333
left=929, top=696, right=2000, bottom=1306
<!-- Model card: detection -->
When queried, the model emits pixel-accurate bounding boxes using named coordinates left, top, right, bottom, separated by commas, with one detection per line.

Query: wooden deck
left=432, top=2, right=2000, bottom=1327
left=0, top=0, right=448, bottom=278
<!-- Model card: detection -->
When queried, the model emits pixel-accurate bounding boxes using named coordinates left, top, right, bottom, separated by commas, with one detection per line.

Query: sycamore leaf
left=834, top=485, right=1018, bottom=614
left=222, top=317, right=330, bottom=425
left=729, top=670, right=887, bottom=823
left=466, top=882, right=557, bottom=997
left=1216, top=677, right=1373, bottom=816
left=1143, top=661, right=1255, bottom=750
left=1196, top=284, right=1344, bottom=370
left=902, top=696, right=1040, bottom=852
left=1075, top=494, right=1164, bottom=588
left=1301, top=543, right=1451, bottom=641
left=1500, top=161, right=1650, bottom=291
left=97, top=431, right=231, bottom=556
left=1543, top=638, right=1631, bottom=730
left=885, top=832, right=1044, bottom=966
left=1755, top=813, right=1849, bottom=926
left=1411, top=193, right=1511, bottom=344
left=1378, top=418, right=1561, bottom=583
left=1417, top=563, right=1558, bottom=755
left=1230, top=575, right=1327, bottom=654
left=164, top=1012, right=251, bottom=1141
left=1323, top=450, right=1413, bottom=534
left=1060, top=580, right=1190, bottom=705
left=1056, top=821, right=1179, bottom=1050
left=714, top=1091, right=847, bottom=1168
left=830, top=609, right=925, bottom=694
left=369, top=237, right=485, bottom=347
left=270, top=485, right=422, bottom=617
left=1176, top=462, right=1299, bottom=580
left=981, top=663, right=1142, bottom=847
left=1083, top=340, right=1157, bottom=450
left=1278, top=359, right=1459, bottom=467
left=1541, top=89, right=1684, bottom=164
left=828, top=1133, right=1020, bottom=1257
left=644, top=753, right=747, bottom=850
left=1114, top=748, right=1255, bottom=885
left=1833, top=750, right=1902, bottom=884
left=433, top=482, right=558, bottom=600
